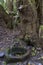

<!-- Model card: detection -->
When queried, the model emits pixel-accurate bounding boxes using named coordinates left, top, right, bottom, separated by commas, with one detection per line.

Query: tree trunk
left=40, top=0, right=43, bottom=24
left=35, top=0, right=43, bottom=24
left=16, top=0, right=37, bottom=38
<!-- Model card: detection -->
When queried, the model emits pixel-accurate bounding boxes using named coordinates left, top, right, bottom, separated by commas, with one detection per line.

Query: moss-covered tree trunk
left=16, top=0, right=38, bottom=38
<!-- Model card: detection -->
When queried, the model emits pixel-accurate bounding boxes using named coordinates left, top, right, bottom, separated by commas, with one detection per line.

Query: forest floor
left=0, top=19, right=21, bottom=49
left=0, top=19, right=43, bottom=65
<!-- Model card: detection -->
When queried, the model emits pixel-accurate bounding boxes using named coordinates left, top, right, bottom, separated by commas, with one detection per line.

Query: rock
left=28, top=61, right=42, bottom=65
left=0, top=51, right=5, bottom=58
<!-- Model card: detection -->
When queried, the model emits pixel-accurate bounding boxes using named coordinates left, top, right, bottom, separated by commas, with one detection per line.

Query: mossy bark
left=16, top=0, right=37, bottom=38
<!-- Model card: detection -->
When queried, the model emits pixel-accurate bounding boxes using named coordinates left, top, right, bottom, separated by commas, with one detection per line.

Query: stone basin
left=5, top=46, right=31, bottom=63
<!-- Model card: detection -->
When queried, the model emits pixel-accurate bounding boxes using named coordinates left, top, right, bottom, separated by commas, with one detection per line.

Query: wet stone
left=28, top=61, right=42, bottom=65
left=0, top=51, right=5, bottom=58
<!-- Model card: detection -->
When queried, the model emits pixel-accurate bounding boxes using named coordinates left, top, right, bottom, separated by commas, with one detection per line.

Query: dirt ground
left=0, top=19, right=43, bottom=65
left=0, top=19, right=21, bottom=49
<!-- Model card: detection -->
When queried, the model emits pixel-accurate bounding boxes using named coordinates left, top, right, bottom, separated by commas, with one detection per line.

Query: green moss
left=40, top=25, right=43, bottom=30
left=2, top=61, right=7, bottom=65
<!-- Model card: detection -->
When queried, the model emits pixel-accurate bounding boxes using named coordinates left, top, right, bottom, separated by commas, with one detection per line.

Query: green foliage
left=31, top=47, right=36, bottom=56
left=0, top=0, right=17, bottom=14
left=13, top=0, right=17, bottom=14
left=40, top=25, right=43, bottom=30
left=0, top=0, right=7, bottom=10
left=0, top=0, right=4, bottom=4
left=2, top=61, right=7, bottom=65
left=39, top=25, right=43, bottom=38
left=30, top=0, right=36, bottom=5
left=28, top=0, right=36, bottom=5
left=0, top=0, right=4, bottom=7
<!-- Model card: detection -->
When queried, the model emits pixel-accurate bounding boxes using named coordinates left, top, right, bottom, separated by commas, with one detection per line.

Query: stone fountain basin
left=5, top=46, right=31, bottom=63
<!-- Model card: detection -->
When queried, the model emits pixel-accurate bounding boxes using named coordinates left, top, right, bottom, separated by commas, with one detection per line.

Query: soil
left=0, top=19, right=21, bottom=49
left=0, top=19, right=43, bottom=65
